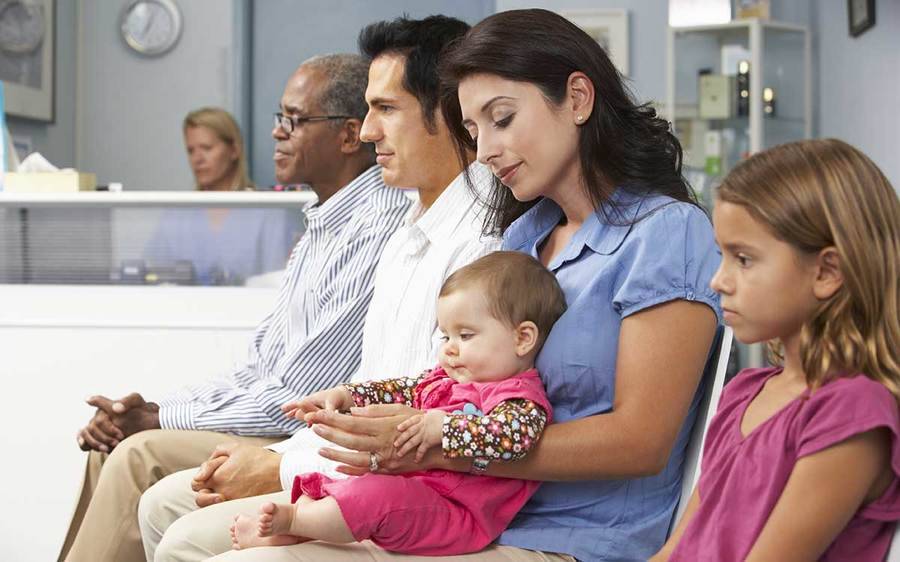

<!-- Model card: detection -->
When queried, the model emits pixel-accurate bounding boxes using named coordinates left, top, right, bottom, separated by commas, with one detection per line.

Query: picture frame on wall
left=560, top=9, right=630, bottom=76
left=0, top=0, right=55, bottom=122
left=848, top=0, right=876, bottom=37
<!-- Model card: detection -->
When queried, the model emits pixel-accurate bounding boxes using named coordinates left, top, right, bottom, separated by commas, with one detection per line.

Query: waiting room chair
left=668, top=326, right=734, bottom=535
left=886, top=525, right=900, bottom=561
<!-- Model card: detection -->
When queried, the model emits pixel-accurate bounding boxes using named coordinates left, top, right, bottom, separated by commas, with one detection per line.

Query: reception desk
left=0, top=191, right=313, bottom=561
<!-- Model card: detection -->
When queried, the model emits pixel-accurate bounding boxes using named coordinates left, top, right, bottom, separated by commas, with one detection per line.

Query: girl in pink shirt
left=653, top=139, right=900, bottom=561
left=228, top=251, right=566, bottom=555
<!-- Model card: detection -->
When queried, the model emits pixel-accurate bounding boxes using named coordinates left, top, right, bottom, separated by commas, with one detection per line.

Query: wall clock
left=120, top=0, right=182, bottom=56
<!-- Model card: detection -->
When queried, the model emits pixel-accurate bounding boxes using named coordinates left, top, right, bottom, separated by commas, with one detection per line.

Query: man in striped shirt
left=136, top=15, right=501, bottom=562
left=60, top=54, right=411, bottom=562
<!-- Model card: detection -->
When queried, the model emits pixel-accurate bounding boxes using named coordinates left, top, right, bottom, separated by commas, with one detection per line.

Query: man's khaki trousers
left=58, top=429, right=279, bottom=562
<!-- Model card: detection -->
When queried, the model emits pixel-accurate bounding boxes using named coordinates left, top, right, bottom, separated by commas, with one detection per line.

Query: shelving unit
left=665, top=19, right=811, bottom=370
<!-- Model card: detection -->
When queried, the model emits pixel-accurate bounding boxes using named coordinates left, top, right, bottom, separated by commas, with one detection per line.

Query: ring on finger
left=369, top=451, right=380, bottom=472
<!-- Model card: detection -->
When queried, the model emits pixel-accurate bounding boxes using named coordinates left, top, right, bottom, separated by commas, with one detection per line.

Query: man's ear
left=339, top=119, right=364, bottom=154
left=813, top=246, right=844, bottom=300
left=515, top=321, right=539, bottom=357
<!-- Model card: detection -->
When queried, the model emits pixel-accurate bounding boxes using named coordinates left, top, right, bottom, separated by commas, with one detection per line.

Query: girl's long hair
left=439, top=8, right=696, bottom=235
left=718, top=139, right=900, bottom=395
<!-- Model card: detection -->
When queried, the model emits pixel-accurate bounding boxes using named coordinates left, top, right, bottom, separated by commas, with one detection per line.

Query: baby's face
left=436, top=289, right=527, bottom=384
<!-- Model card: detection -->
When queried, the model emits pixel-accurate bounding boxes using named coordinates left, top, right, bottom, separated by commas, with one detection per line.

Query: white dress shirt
left=270, top=163, right=501, bottom=487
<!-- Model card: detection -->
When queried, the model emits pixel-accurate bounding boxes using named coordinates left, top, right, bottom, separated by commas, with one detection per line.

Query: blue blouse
left=498, top=192, right=722, bottom=562
left=144, top=208, right=301, bottom=285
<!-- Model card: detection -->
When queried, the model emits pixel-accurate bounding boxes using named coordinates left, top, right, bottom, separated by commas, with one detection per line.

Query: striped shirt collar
left=303, top=165, right=384, bottom=234
left=407, top=162, right=490, bottom=245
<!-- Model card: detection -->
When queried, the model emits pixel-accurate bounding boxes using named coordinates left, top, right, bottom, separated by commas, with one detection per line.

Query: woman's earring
left=576, top=115, right=584, bottom=123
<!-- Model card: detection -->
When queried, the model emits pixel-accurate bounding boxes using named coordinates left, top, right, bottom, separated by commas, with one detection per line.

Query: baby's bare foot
left=229, top=518, right=240, bottom=550
left=257, top=501, right=299, bottom=537
left=231, top=512, right=302, bottom=549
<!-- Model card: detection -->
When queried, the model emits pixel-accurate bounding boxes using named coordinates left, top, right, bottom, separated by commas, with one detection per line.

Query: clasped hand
left=191, top=442, right=282, bottom=507
left=76, top=392, right=160, bottom=452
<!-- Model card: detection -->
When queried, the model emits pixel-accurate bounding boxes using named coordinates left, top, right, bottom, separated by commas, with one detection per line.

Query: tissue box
left=3, top=172, right=97, bottom=193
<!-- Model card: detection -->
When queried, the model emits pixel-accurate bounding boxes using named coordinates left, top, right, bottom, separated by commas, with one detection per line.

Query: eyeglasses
left=274, top=112, right=351, bottom=134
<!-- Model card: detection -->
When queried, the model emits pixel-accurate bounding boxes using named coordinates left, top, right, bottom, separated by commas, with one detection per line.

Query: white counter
left=0, top=284, right=277, bottom=561
left=0, top=190, right=315, bottom=207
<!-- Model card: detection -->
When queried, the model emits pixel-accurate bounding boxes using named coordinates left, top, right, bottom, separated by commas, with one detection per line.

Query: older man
left=136, top=15, right=500, bottom=562
left=59, top=54, right=410, bottom=562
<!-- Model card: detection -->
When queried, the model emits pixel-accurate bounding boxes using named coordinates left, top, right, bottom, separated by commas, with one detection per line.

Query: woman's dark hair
left=439, top=9, right=697, bottom=234
left=359, top=15, right=470, bottom=134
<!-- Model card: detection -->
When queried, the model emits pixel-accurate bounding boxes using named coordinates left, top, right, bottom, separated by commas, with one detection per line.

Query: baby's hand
left=395, top=410, right=445, bottom=462
left=280, top=386, right=353, bottom=422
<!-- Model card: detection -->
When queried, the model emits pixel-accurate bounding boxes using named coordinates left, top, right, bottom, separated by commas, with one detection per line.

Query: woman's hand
left=280, top=386, right=353, bottom=422
left=308, top=403, right=429, bottom=475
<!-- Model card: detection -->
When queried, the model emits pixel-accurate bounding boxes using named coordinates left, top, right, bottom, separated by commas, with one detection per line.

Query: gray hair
left=302, top=54, right=373, bottom=160
left=302, top=54, right=369, bottom=120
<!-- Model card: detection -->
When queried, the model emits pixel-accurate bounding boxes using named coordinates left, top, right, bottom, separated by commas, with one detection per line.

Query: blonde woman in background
left=183, top=107, right=255, bottom=191
left=144, top=108, right=298, bottom=285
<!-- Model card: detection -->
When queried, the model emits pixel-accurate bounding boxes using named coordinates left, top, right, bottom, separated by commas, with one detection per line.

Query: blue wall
left=7, top=1, right=897, bottom=190
left=815, top=0, right=900, bottom=187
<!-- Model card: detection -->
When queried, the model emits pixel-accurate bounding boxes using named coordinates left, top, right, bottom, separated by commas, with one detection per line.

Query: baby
left=231, top=250, right=567, bottom=555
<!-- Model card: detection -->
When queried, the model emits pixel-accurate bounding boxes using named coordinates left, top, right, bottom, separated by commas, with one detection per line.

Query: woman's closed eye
left=493, top=113, right=515, bottom=129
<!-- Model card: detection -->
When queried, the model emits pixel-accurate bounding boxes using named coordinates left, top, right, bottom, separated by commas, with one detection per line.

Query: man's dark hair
left=358, top=15, right=469, bottom=133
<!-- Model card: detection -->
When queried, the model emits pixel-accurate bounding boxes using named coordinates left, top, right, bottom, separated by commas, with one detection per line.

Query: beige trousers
left=58, top=429, right=279, bottom=562
left=139, top=467, right=290, bottom=562
left=208, top=542, right=577, bottom=562
left=139, top=470, right=576, bottom=562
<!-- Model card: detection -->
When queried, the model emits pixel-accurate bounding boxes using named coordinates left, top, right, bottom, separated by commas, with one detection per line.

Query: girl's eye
left=438, top=335, right=449, bottom=343
left=736, top=254, right=752, bottom=267
left=494, top=114, right=514, bottom=129
left=460, top=333, right=474, bottom=341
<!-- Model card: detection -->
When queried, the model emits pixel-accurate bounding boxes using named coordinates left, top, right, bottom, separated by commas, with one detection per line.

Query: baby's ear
left=813, top=246, right=843, bottom=300
left=515, top=321, right=539, bottom=357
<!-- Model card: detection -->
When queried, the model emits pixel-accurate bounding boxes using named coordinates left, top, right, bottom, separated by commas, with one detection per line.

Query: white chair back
left=668, top=326, right=734, bottom=534
left=885, top=525, right=900, bottom=561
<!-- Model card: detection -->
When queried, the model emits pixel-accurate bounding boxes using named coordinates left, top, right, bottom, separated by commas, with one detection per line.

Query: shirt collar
left=504, top=189, right=657, bottom=267
left=406, top=162, right=490, bottom=245
left=303, top=165, right=383, bottom=234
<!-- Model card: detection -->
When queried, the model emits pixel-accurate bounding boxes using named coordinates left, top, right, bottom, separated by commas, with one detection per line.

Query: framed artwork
left=560, top=9, right=630, bottom=76
left=848, top=0, right=876, bottom=37
left=0, top=0, right=54, bottom=122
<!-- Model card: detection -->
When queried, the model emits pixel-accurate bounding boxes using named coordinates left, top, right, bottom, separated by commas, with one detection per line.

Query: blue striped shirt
left=157, top=166, right=411, bottom=435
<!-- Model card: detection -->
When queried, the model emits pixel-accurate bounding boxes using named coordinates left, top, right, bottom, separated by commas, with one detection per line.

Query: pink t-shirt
left=670, top=367, right=900, bottom=561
